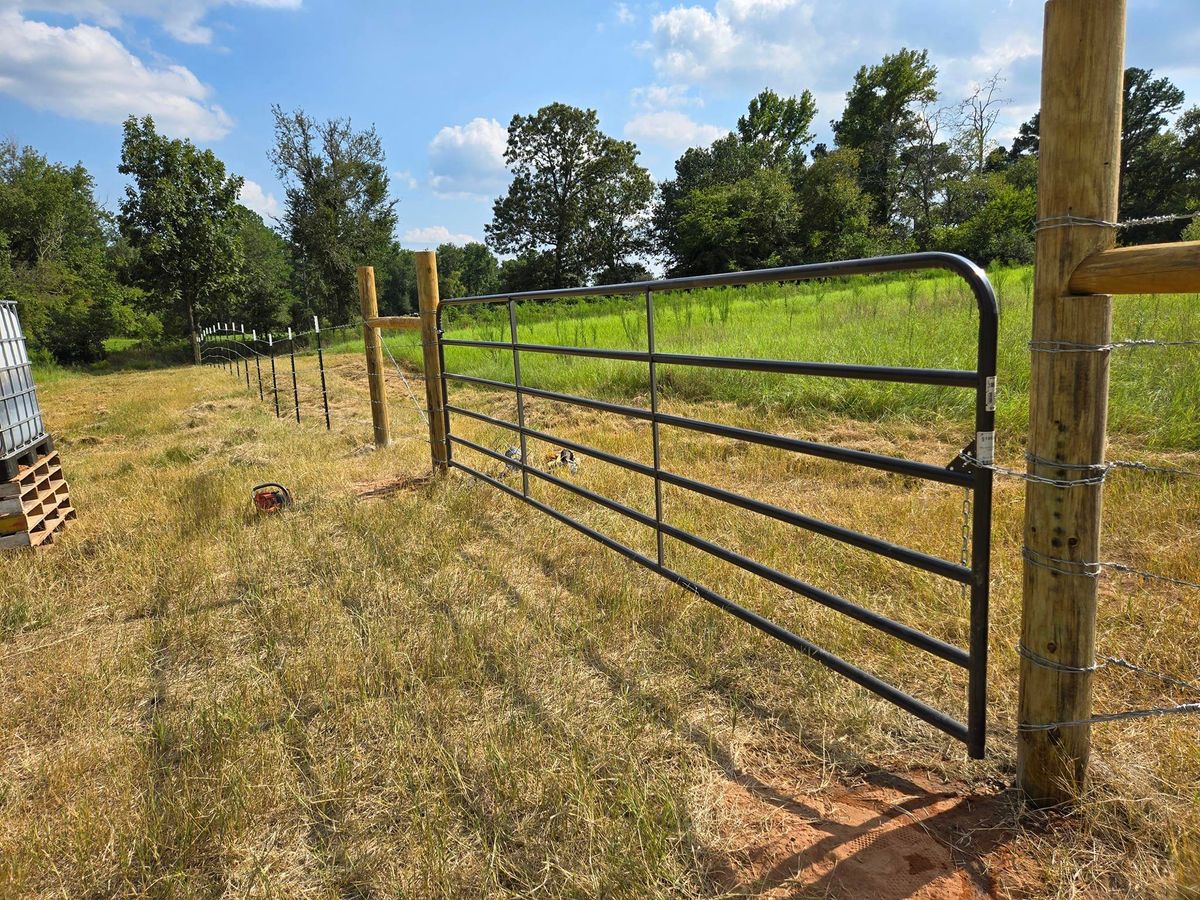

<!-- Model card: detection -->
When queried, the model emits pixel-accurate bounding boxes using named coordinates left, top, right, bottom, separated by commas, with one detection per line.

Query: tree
left=833, top=48, right=939, bottom=228
left=953, top=73, right=1009, bottom=173
left=486, top=103, right=653, bottom=288
left=230, top=206, right=294, bottom=334
left=793, top=148, right=882, bottom=261
left=435, top=242, right=499, bottom=298
left=1008, top=112, right=1040, bottom=159
left=671, top=169, right=800, bottom=274
left=656, top=88, right=819, bottom=274
left=938, top=172, right=1036, bottom=264
left=1120, top=68, right=1189, bottom=243
left=896, top=102, right=961, bottom=250
left=270, top=106, right=397, bottom=324
left=118, top=116, right=243, bottom=362
left=0, top=141, right=131, bottom=362
left=736, top=88, right=818, bottom=170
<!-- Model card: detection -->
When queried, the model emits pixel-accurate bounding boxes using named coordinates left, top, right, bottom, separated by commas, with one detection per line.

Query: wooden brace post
left=357, top=265, right=392, bottom=449
left=415, top=251, right=449, bottom=474
left=1018, top=0, right=1125, bottom=805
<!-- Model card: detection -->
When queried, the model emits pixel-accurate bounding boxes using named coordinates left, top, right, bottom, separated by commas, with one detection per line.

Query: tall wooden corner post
left=416, top=251, right=449, bottom=475
left=358, top=265, right=392, bottom=449
left=1018, top=0, right=1126, bottom=805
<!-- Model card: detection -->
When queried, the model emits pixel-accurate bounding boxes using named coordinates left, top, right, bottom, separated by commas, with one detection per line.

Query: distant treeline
left=1, top=49, right=1196, bottom=364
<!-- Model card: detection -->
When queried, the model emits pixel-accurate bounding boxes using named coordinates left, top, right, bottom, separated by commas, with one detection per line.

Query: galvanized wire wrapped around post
left=1018, top=0, right=1124, bottom=806
left=416, top=251, right=449, bottom=474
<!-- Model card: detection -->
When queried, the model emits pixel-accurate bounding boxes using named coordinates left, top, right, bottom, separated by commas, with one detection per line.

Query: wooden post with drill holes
left=1018, top=0, right=1125, bottom=805
left=357, top=266, right=391, bottom=449
left=416, top=251, right=449, bottom=474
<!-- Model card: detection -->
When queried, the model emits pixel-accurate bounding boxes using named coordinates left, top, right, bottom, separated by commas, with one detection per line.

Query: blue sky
left=1, top=0, right=1197, bottom=250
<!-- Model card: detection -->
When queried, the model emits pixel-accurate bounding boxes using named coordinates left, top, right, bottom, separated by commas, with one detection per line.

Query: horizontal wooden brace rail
left=1070, top=241, right=1200, bottom=295
left=365, top=316, right=422, bottom=330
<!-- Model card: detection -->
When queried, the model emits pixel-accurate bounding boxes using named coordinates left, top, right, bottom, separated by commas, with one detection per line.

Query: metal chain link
left=959, top=488, right=971, bottom=602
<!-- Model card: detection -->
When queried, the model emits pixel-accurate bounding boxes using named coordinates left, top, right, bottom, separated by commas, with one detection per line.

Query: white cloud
left=392, top=169, right=418, bottom=190
left=239, top=179, right=280, bottom=219
left=0, top=9, right=233, bottom=139
left=649, top=0, right=817, bottom=85
left=428, top=117, right=509, bottom=199
left=630, top=83, right=703, bottom=110
left=625, top=110, right=726, bottom=150
left=615, top=2, right=634, bottom=24
left=4, top=0, right=302, bottom=44
left=402, top=225, right=478, bottom=247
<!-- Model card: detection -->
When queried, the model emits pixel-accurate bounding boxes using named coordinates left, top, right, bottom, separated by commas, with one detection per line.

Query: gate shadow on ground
left=506, top=546, right=1021, bottom=898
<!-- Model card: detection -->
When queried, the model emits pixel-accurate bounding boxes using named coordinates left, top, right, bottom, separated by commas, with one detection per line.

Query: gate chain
left=960, top=488, right=971, bottom=602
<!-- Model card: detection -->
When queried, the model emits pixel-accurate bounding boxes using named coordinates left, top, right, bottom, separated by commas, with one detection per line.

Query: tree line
left=0, top=48, right=1196, bottom=365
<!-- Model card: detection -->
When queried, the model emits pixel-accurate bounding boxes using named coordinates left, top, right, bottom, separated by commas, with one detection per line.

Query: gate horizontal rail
left=436, top=251, right=997, bottom=757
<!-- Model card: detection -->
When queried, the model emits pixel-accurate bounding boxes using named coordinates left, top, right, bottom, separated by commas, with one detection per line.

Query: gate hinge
left=947, top=439, right=976, bottom=475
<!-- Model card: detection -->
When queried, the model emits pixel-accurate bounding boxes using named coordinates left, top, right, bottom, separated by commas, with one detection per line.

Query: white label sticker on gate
left=976, top=431, right=995, bottom=466
left=985, top=376, right=997, bottom=412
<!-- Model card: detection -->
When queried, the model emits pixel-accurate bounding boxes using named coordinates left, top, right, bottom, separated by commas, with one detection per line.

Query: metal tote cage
left=0, top=301, right=47, bottom=460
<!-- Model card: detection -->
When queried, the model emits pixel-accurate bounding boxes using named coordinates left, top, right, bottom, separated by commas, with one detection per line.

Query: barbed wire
left=381, top=339, right=429, bottom=425
left=1029, top=337, right=1200, bottom=353
left=1021, top=545, right=1200, bottom=591
left=962, top=452, right=1200, bottom=487
left=1017, top=641, right=1200, bottom=731
left=1034, top=210, right=1200, bottom=233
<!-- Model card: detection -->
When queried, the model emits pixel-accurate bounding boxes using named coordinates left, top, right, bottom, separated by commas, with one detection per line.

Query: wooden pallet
left=0, top=448, right=75, bottom=550
left=0, top=434, right=55, bottom=482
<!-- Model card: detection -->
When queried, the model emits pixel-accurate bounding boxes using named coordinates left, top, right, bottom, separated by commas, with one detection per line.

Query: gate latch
left=947, top=439, right=977, bottom=475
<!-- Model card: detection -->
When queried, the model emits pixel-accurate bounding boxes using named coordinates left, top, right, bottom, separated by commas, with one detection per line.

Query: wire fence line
left=1033, top=210, right=1200, bottom=232
left=199, top=319, right=430, bottom=436
left=991, top=293, right=1200, bottom=734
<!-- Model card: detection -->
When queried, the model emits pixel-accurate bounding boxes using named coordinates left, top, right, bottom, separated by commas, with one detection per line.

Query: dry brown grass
left=1, top=353, right=1198, bottom=897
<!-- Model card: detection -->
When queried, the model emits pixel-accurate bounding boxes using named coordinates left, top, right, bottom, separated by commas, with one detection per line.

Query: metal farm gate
left=435, top=253, right=998, bottom=757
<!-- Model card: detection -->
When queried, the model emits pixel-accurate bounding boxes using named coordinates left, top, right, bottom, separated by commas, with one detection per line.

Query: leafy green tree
left=736, top=88, right=818, bottom=170
left=833, top=48, right=939, bottom=228
left=671, top=169, right=800, bottom=274
left=487, top=103, right=652, bottom=288
left=896, top=103, right=961, bottom=250
left=497, top=250, right=557, bottom=294
left=270, top=106, right=397, bottom=324
left=377, top=246, right=418, bottom=315
left=656, top=89, right=820, bottom=274
left=1008, top=113, right=1040, bottom=159
left=434, top=241, right=499, bottom=298
left=938, top=171, right=1036, bottom=264
left=230, top=205, right=294, bottom=334
left=0, top=141, right=128, bottom=362
left=118, top=116, right=243, bottom=362
left=1121, top=68, right=1189, bottom=243
left=794, top=148, right=883, bottom=261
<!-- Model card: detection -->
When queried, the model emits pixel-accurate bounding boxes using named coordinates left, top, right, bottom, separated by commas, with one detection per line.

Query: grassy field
left=2, top=269, right=1199, bottom=896
left=379, top=266, right=1200, bottom=451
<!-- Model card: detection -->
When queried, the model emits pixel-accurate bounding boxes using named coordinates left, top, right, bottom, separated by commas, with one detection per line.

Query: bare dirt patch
left=708, top=762, right=1034, bottom=898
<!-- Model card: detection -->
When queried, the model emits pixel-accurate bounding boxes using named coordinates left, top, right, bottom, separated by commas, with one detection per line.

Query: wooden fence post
left=357, top=265, right=392, bottom=449
left=416, top=251, right=449, bottom=474
left=1017, top=0, right=1126, bottom=805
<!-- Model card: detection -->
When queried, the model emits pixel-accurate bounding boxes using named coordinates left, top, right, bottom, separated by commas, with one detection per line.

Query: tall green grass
left=388, top=265, right=1200, bottom=450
